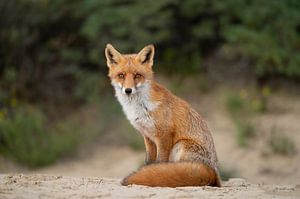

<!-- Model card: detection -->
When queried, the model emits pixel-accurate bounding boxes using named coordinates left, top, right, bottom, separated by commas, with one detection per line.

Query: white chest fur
left=113, top=82, right=159, bottom=141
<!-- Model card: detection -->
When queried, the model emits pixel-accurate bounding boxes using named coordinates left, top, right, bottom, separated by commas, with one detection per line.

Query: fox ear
left=136, top=44, right=154, bottom=66
left=105, top=43, right=123, bottom=67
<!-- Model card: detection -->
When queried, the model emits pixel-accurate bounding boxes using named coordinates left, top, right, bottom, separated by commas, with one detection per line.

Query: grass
left=226, top=87, right=270, bottom=116
left=236, top=122, right=254, bottom=147
left=225, top=87, right=272, bottom=147
left=269, top=127, right=296, bottom=156
left=226, top=93, right=245, bottom=117
left=226, top=92, right=256, bottom=147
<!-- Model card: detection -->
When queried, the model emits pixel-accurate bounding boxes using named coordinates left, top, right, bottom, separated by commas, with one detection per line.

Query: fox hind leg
left=169, top=139, right=221, bottom=187
left=169, top=139, right=209, bottom=165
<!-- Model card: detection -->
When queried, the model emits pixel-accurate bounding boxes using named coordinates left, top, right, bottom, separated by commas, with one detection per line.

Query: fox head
left=105, top=44, right=154, bottom=95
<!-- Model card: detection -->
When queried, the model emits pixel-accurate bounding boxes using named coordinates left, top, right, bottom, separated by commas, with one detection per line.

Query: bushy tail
left=121, top=162, right=221, bottom=187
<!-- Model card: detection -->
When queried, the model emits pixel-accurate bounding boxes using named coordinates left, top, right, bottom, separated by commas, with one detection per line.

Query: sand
left=0, top=174, right=299, bottom=199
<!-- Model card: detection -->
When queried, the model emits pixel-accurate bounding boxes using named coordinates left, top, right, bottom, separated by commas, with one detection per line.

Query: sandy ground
left=0, top=174, right=299, bottom=199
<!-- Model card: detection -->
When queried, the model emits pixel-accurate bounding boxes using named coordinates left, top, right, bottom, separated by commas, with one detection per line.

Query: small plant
left=226, top=93, right=245, bottom=117
left=250, top=86, right=271, bottom=113
left=269, top=128, right=296, bottom=156
left=227, top=88, right=270, bottom=116
left=236, top=122, right=254, bottom=147
left=226, top=87, right=272, bottom=147
left=226, top=91, right=256, bottom=147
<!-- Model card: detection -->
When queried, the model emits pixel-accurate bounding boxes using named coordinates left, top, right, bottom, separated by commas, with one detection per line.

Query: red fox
left=105, top=44, right=221, bottom=187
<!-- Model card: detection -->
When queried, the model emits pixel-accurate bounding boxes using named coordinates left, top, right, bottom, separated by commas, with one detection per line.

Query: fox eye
left=134, top=74, right=142, bottom=79
left=118, top=73, right=125, bottom=79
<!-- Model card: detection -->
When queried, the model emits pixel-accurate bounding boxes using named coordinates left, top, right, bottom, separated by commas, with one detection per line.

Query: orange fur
left=122, top=162, right=221, bottom=187
left=105, top=43, right=222, bottom=187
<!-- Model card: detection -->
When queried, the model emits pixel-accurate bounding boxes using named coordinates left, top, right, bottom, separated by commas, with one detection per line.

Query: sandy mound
left=0, top=174, right=299, bottom=199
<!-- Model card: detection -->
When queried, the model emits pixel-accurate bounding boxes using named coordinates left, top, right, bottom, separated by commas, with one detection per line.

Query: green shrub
left=222, top=0, right=300, bottom=78
left=0, top=105, right=94, bottom=167
left=0, top=106, right=58, bottom=167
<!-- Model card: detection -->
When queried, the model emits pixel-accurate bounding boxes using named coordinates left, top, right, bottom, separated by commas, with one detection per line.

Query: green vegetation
left=226, top=93, right=245, bottom=117
left=236, top=122, right=254, bottom=147
left=227, top=87, right=270, bottom=116
left=0, top=106, right=79, bottom=167
left=226, top=91, right=253, bottom=147
left=0, top=65, right=108, bottom=167
left=0, top=100, right=115, bottom=167
left=269, top=127, right=296, bottom=156
left=1, top=0, right=300, bottom=85
left=226, top=88, right=270, bottom=147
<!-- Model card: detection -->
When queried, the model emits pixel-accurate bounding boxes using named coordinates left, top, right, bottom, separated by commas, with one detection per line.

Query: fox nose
left=125, top=88, right=132, bottom=94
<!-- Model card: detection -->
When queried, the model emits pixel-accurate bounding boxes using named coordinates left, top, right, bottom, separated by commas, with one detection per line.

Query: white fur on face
left=111, top=80, right=160, bottom=141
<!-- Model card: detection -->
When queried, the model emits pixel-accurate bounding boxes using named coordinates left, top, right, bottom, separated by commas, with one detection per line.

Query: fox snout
left=125, top=88, right=132, bottom=94
left=122, top=87, right=136, bottom=95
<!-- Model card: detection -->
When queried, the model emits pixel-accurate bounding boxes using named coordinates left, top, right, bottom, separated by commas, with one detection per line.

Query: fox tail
left=121, top=162, right=221, bottom=187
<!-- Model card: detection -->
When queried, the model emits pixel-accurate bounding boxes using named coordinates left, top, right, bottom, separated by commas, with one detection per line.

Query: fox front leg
left=155, top=135, right=172, bottom=162
left=143, top=136, right=157, bottom=164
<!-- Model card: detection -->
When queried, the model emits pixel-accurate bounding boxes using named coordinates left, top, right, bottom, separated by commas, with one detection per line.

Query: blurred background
left=0, top=0, right=299, bottom=185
